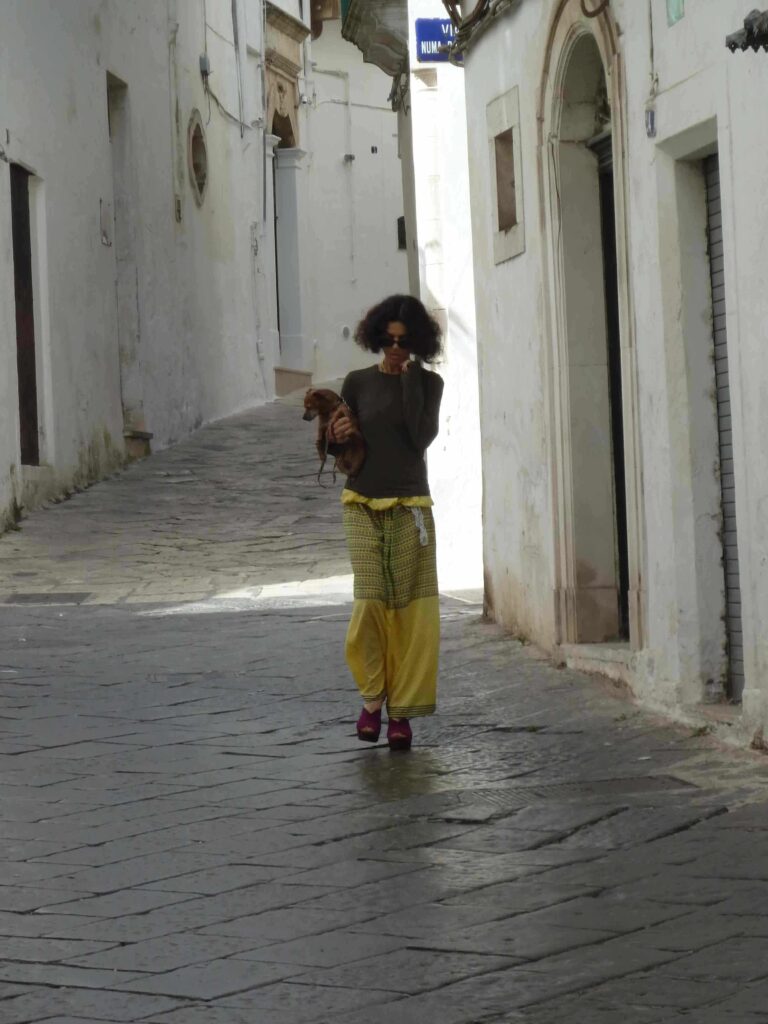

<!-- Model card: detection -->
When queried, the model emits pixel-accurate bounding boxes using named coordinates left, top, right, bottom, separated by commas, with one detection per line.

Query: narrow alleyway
left=3, top=400, right=768, bottom=1024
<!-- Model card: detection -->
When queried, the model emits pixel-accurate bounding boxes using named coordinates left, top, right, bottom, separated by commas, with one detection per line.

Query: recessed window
left=494, top=128, right=517, bottom=232
left=487, top=86, right=525, bottom=264
left=187, top=111, right=208, bottom=206
left=667, top=0, right=684, bottom=25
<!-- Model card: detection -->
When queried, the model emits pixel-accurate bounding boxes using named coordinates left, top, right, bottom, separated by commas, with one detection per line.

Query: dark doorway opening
left=593, top=136, right=630, bottom=639
left=272, top=112, right=295, bottom=149
left=272, top=156, right=281, bottom=339
left=704, top=153, right=743, bottom=700
left=10, top=163, right=40, bottom=466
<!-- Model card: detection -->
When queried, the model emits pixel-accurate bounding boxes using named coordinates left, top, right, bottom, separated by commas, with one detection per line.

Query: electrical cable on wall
left=200, top=0, right=257, bottom=134
left=231, top=0, right=245, bottom=138
left=206, top=82, right=258, bottom=132
left=199, top=48, right=259, bottom=132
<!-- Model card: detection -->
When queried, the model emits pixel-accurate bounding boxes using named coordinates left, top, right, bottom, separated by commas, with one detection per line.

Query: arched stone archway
left=267, top=79, right=299, bottom=149
left=538, top=4, right=642, bottom=648
left=264, top=4, right=308, bottom=149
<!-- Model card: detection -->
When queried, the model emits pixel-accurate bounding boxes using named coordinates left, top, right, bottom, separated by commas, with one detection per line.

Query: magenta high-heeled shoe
left=387, top=718, right=412, bottom=751
left=356, top=706, right=382, bottom=743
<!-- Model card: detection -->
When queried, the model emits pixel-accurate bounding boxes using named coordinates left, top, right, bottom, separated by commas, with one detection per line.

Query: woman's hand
left=328, top=411, right=354, bottom=444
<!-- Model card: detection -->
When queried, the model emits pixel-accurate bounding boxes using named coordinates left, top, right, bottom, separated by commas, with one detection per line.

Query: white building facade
left=300, top=18, right=410, bottom=385
left=452, top=0, right=768, bottom=744
left=342, top=0, right=484, bottom=590
left=265, top=3, right=410, bottom=393
left=0, top=0, right=407, bottom=529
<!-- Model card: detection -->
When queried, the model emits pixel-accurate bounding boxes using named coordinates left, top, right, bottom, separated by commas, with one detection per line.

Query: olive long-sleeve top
left=337, top=362, right=444, bottom=498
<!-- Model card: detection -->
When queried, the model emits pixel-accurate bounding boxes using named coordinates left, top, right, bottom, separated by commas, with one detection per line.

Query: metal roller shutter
left=704, top=154, right=744, bottom=700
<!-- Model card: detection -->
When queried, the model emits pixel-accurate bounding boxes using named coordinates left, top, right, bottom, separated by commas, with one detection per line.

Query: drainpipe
left=313, top=69, right=352, bottom=160
left=167, top=0, right=183, bottom=222
left=231, top=0, right=245, bottom=138
left=581, top=0, right=610, bottom=16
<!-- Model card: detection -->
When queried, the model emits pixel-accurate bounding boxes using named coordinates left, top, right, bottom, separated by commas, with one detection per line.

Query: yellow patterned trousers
left=343, top=504, right=439, bottom=718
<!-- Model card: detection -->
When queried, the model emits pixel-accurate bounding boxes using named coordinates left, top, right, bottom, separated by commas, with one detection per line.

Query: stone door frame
left=537, top=0, right=644, bottom=651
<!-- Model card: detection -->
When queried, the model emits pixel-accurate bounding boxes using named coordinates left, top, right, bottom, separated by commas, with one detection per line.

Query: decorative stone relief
left=265, top=2, right=309, bottom=147
left=342, top=0, right=408, bottom=77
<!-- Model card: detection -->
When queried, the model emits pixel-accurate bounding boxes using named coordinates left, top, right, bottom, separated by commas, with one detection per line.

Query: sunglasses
left=381, top=334, right=410, bottom=349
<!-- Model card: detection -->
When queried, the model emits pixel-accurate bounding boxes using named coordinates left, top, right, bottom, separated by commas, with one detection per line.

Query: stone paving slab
left=2, top=402, right=768, bottom=1022
left=0, top=988, right=183, bottom=1022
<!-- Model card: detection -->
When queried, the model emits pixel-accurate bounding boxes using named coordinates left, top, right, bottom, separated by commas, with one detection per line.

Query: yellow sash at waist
left=340, top=489, right=433, bottom=510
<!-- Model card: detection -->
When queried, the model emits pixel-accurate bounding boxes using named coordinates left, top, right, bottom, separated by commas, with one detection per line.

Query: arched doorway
left=542, top=15, right=638, bottom=646
left=264, top=4, right=313, bottom=390
left=272, top=112, right=296, bottom=149
left=270, top=109, right=297, bottom=347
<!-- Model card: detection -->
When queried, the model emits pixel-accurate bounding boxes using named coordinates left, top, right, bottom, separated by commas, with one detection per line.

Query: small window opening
left=397, top=215, right=407, bottom=250
left=188, top=111, right=208, bottom=206
left=667, top=0, right=684, bottom=26
left=494, top=128, right=517, bottom=232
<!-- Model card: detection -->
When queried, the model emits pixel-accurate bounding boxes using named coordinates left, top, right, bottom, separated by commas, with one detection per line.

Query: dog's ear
left=302, top=390, right=318, bottom=421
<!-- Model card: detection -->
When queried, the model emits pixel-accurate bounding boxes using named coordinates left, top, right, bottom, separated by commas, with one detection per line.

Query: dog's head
left=302, top=388, right=341, bottom=421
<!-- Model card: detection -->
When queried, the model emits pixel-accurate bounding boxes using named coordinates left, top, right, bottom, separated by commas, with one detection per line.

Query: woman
left=328, top=294, right=444, bottom=751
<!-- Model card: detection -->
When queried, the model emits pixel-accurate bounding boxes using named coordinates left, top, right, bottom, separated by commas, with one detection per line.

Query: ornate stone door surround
left=265, top=3, right=309, bottom=147
left=537, top=0, right=644, bottom=651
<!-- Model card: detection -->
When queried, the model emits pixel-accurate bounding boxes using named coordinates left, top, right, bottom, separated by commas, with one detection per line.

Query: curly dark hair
left=354, top=294, right=443, bottom=363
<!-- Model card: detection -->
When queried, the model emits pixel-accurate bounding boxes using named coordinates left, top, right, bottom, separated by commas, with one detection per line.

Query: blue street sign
left=414, top=18, right=460, bottom=63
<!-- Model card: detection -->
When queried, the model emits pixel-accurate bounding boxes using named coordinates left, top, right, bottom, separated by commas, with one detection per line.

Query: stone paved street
left=3, top=399, right=768, bottom=1023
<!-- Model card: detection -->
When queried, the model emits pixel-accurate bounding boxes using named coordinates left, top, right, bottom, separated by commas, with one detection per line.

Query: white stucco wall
left=461, top=0, right=768, bottom=740
left=0, top=0, right=271, bottom=525
left=461, top=1, right=558, bottom=643
left=399, top=0, right=483, bottom=591
left=303, top=18, right=409, bottom=383
left=625, top=0, right=768, bottom=735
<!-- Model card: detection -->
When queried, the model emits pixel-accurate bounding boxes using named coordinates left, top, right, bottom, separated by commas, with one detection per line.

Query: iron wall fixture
left=442, top=0, right=490, bottom=30
left=441, top=0, right=520, bottom=58
left=581, top=0, right=610, bottom=16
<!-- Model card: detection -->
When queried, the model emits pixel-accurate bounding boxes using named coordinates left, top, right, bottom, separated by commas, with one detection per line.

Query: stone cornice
left=266, top=48, right=302, bottom=78
left=266, top=2, right=310, bottom=43
left=342, top=0, right=408, bottom=77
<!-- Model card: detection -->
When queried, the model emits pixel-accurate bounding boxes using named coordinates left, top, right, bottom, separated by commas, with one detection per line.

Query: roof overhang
left=311, top=0, right=340, bottom=40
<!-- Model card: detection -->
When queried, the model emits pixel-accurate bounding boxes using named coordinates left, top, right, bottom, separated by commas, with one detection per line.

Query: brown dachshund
left=302, top=388, right=365, bottom=482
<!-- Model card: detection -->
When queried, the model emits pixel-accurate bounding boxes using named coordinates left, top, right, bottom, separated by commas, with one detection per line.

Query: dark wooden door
left=593, top=136, right=630, bottom=640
